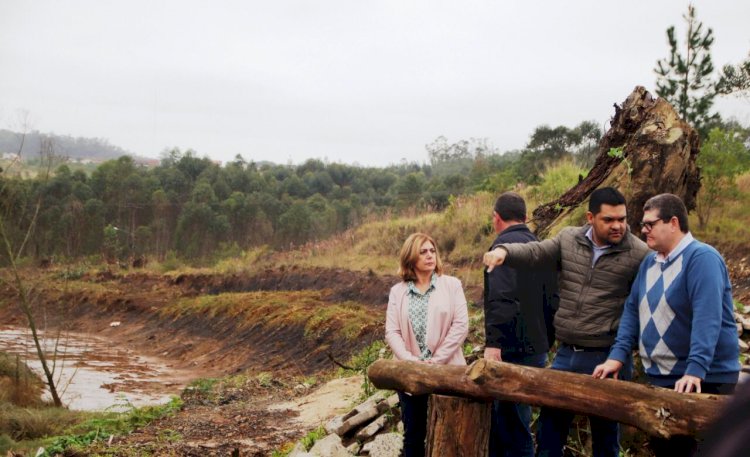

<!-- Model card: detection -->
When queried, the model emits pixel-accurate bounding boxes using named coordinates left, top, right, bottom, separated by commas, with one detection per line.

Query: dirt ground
left=92, top=375, right=365, bottom=456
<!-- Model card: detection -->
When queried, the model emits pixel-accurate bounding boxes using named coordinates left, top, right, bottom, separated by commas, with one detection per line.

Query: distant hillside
left=0, top=129, right=155, bottom=164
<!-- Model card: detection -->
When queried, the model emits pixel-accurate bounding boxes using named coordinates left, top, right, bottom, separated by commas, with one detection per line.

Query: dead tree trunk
left=368, top=359, right=724, bottom=439
left=532, top=86, right=701, bottom=237
left=426, top=395, right=491, bottom=457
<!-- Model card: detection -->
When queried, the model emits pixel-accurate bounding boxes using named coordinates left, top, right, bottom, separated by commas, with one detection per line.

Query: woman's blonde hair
left=398, top=232, right=443, bottom=282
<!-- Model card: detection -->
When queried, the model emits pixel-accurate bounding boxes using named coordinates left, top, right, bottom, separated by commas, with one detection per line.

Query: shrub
left=0, top=352, right=43, bottom=407
left=527, top=160, right=587, bottom=206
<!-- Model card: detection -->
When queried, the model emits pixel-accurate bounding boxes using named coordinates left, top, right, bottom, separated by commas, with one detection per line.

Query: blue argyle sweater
left=608, top=236, right=740, bottom=386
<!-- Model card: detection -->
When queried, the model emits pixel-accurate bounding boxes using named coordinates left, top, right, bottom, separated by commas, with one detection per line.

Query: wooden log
left=367, top=359, right=725, bottom=439
left=426, top=395, right=491, bottom=457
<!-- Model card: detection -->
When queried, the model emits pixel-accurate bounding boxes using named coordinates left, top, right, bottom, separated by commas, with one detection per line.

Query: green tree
left=716, top=53, right=750, bottom=99
left=277, top=202, right=312, bottom=247
left=696, top=128, right=750, bottom=229
left=174, top=180, right=229, bottom=259
left=395, top=172, right=425, bottom=208
left=82, top=198, right=105, bottom=256
left=654, top=5, right=719, bottom=137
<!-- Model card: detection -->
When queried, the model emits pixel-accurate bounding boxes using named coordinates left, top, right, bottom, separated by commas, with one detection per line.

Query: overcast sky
left=1, top=1, right=749, bottom=166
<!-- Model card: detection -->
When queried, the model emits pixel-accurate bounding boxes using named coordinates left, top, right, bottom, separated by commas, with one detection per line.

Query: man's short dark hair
left=589, top=187, right=626, bottom=214
left=494, top=192, right=526, bottom=222
left=643, top=193, right=689, bottom=233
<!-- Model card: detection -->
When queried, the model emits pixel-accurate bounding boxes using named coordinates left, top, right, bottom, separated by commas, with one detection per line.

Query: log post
left=367, top=359, right=725, bottom=439
left=426, top=395, right=491, bottom=457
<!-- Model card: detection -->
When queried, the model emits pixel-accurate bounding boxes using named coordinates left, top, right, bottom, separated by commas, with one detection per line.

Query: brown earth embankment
left=0, top=266, right=396, bottom=378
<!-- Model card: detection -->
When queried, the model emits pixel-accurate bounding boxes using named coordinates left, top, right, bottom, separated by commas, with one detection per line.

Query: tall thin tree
left=654, top=4, right=720, bottom=137
left=0, top=131, right=64, bottom=407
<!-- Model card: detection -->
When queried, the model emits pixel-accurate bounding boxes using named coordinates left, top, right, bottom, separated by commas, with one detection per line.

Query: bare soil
left=91, top=376, right=365, bottom=456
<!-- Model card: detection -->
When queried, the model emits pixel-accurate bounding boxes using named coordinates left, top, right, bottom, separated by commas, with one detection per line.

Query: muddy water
left=0, top=325, right=193, bottom=411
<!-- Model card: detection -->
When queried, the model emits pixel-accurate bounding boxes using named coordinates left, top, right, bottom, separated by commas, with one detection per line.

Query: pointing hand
left=483, top=247, right=508, bottom=273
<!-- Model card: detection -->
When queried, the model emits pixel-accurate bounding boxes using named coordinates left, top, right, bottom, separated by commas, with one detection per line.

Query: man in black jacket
left=484, top=192, right=557, bottom=457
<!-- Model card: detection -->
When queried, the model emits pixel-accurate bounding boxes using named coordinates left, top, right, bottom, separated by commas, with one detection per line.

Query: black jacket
left=483, top=224, right=558, bottom=354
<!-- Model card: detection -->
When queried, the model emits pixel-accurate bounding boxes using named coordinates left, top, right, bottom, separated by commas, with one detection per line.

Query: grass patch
left=0, top=404, right=86, bottom=448
left=159, top=291, right=381, bottom=342
left=301, top=425, right=327, bottom=450
left=0, top=392, right=181, bottom=455
left=40, top=397, right=183, bottom=456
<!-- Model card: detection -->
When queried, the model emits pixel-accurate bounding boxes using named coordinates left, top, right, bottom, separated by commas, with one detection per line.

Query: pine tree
left=716, top=54, right=750, bottom=99
left=654, top=5, right=720, bottom=138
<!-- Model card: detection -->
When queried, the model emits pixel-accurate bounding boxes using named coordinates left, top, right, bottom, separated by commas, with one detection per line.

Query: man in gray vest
left=483, top=187, right=649, bottom=457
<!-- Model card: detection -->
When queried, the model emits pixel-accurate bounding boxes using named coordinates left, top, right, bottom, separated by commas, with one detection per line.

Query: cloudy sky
left=1, top=1, right=748, bottom=166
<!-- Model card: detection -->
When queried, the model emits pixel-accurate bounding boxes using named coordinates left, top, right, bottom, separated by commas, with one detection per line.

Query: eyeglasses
left=639, top=218, right=667, bottom=232
left=419, top=248, right=437, bottom=255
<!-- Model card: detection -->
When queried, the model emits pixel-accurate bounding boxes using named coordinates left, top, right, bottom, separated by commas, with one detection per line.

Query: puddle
left=0, top=325, right=192, bottom=411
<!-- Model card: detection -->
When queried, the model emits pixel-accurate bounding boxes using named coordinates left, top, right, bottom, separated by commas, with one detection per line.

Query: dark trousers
left=489, top=352, right=548, bottom=457
left=398, top=391, right=429, bottom=457
left=536, top=344, right=632, bottom=457
left=650, top=381, right=736, bottom=457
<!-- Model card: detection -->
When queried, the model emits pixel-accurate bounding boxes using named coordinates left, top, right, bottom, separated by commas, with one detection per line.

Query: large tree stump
left=426, top=395, right=491, bottom=457
left=367, top=359, right=724, bottom=439
left=532, top=86, right=701, bottom=237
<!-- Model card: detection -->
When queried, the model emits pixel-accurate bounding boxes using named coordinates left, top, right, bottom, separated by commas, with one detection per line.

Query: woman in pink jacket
left=385, top=232, right=469, bottom=456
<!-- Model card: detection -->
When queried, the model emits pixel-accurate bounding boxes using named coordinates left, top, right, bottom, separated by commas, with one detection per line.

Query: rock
left=738, top=323, right=744, bottom=337
left=396, top=421, right=404, bottom=434
left=345, top=442, right=361, bottom=455
left=361, top=433, right=403, bottom=457
left=740, top=316, right=750, bottom=331
left=324, top=415, right=345, bottom=435
left=356, top=414, right=388, bottom=441
left=308, top=434, right=353, bottom=457
left=326, top=391, right=392, bottom=436
left=739, top=339, right=749, bottom=352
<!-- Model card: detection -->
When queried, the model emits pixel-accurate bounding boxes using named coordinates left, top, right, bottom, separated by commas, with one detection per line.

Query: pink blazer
left=385, top=274, right=469, bottom=366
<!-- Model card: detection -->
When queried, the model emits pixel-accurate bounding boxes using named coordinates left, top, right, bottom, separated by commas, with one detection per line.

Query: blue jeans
left=536, top=344, right=632, bottom=457
left=489, top=352, right=548, bottom=457
left=398, top=391, right=429, bottom=457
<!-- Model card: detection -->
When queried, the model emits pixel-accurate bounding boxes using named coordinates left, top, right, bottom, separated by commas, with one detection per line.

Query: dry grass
left=261, top=193, right=497, bottom=280
left=692, top=170, right=750, bottom=255
left=0, top=352, right=44, bottom=408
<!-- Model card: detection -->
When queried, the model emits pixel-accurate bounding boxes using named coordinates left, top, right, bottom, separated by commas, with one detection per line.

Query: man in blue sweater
left=593, top=193, right=740, bottom=455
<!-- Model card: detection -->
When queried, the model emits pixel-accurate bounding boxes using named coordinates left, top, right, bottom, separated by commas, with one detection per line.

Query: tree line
left=0, top=121, right=605, bottom=264
left=2, top=119, right=748, bottom=265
